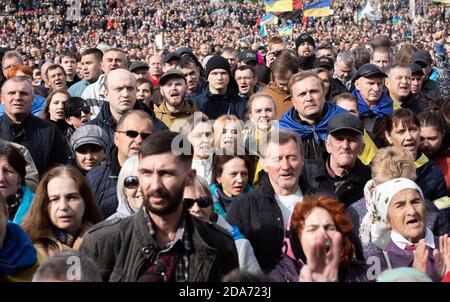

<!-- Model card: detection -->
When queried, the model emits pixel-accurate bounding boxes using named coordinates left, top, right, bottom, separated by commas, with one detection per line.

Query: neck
left=329, top=158, right=351, bottom=177
left=298, top=112, right=319, bottom=125
left=165, top=100, right=184, bottom=113
left=272, top=180, right=299, bottom=196
left=7, top=113, right=27, bottom=124
left=148, top=204, right=183, bottom=248
left=110, top=110, right=122, bottom=124
left=67, top=74, right=75, bottom=82
left=193, top=154, right=209, bottom=160
left=209, top=85, right=226, bottom=95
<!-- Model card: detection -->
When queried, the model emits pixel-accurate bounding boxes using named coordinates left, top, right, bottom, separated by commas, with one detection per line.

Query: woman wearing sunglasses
left=184, top=175, right=262, bottom=273
left=108, top=156, right=143, bottom=220
left=64, top=97, right=92, bottom=130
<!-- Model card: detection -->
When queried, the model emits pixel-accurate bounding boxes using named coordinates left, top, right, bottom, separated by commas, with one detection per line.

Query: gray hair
left=2, top=50, right=22, bottom=69
left=116, top=155, right=139, bottom=208
left=259, top=129, right=303, bottom=159
left=336, top=51, right=355, bottom=67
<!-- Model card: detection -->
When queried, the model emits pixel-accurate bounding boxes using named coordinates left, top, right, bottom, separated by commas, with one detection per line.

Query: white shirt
left=275, top=189, right=303, bottom=230
left=391, top=227, right=435, bottom=250
left=191, top=156, right=213, bottom=184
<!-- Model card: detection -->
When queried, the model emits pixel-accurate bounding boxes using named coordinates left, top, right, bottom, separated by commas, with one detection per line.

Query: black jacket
left=80, top=207, right=239, bottom=281
left=226, top=174, right=313, bottom=272
left=302, top=156, right=371, bottom=207
left=0, top=114, right=68, bottom=176
left=400, top=94, right=430, bottom=114
left=422, top=78, right=442, bottom=104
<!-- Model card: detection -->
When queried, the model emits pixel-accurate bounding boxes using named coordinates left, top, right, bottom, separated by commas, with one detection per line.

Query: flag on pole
left=303, top=0, right=331, bottom=17
left=265, top=0, right=293, bottom=12
left=279, top=23, right=293, bottom=37
left=260, top=13, right=279, bottom=26
left=259, top=24, right=267, bottom=37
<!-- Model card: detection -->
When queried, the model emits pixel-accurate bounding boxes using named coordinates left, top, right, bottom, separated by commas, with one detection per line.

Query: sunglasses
left=117, top=130, right=152, bottom=140
left=72, top=106, right=91, bottom=118
left=183, top=196, right=212, bottom=209
left=124, top=176, right=139, bottom=189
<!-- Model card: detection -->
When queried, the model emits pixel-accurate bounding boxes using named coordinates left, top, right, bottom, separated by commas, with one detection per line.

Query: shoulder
left=83, top=216, right=132, bottom=244
left=191, top=216, right=234, bottom=245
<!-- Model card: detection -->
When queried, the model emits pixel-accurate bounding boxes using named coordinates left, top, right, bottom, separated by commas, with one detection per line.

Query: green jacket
left=80, top=207, right=239, bottom=282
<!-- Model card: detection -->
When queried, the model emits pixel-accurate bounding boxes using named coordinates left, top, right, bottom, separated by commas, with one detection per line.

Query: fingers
left=329, top=232, right=343, bottom=266
left=299, top=265, right=313, bottom=282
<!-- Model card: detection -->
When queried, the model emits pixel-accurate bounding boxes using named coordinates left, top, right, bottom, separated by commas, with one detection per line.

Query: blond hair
left=371, top=146, right=417, bottom=184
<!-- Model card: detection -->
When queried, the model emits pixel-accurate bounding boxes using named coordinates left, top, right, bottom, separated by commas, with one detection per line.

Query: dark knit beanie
left=205, top=55, right=231, bottom=78
left=295, top=33, right=316, bottom=50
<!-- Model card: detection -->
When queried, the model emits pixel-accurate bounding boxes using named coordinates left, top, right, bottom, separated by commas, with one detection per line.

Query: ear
left=325, top=137, right=332, bottom=154
left=114, top=130, right=120, bottom=146
left=216, top=175, right=222, bottom=185
left=354, top=79, right=360, bottom=91
left=184, top=168, right=196, bottom=187
left=385, top=131, right=392, bottom=144
left=384, top=77, right=391, bottom=90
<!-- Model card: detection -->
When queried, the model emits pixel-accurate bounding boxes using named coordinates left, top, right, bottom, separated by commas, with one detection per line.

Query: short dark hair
left=136, top=77, right=154, bottom=94
left=140, top=130, right=193, bottom=164
left=116, top=110, right=153, bottom=132
left=60, top=50, right=78, bottom=62
left=81, top=48, right=103, bottom=62
left=0, top=142, right=26, bottom=186
left=234, top=65, right=256, bottom=78
left=45, top=64, right=66, bottom=79
left=212, top=149, right=255, bottom=186
left=64, top=96, right=87, bottom=117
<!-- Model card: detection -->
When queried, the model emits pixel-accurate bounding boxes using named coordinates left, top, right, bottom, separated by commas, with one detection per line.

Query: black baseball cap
left=313, top=57, right=334, bottom=71
left=408, top=63, right=424, bottom=76
left=128, top=61, right=149, bottom=73
left=411, top=50, right=432, bottom=67
left=238, top=49, right=258, bottom=63
left=327, top=113, right=364, bottom=135
left=164, top=52, right=181, bottom=64
left=159, top=69, right=186, bottom=86
left=354, top=63, right=387, bottom=81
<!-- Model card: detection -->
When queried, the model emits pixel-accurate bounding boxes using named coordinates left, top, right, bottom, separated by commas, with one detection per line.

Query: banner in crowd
left=260, top=13, right=279, bottom=25
left=358, top=1, right=375, bottom=21
left=303, top=0, right=331, bottom=17
left=265, top=0, right=293, bottom=12
left=279, top=23, right=293, bottom=36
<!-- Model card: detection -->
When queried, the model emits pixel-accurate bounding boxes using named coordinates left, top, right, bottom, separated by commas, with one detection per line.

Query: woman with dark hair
left=0, top=142, right=34, bottom=224
left=385, top=108, right=447, bottom=201
left=21, top=165, right=103, bottom=258
left=210, top=150, right=254, bottom=217
left=270, top=195, right=368, bottom=282
left=40, top=89, right=71, bottom=135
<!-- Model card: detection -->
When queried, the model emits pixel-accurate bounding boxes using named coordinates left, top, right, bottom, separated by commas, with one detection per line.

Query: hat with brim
left=129, top=61, right=149, bottom=73
left=408, top=63, right=424, bottom=76
left=70, top=125, right=108, bottom=151
left=354, top=63, right=387, bottom=81
left=159, top=69, right=186, bottom=86
left=327, top=113, right=364, bottom=135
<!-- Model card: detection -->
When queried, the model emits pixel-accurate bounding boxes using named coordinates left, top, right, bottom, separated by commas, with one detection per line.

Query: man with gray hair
left=334, top=50, right=356, bottom=90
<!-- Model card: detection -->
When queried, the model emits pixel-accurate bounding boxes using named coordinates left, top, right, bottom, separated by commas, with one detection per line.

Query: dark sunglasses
left=72, top=106, right=91, bottom=118
left=183, top=196, right=212, bottom=209
left=124, top=176, right=139, bottom=189
left=117, top=130, right=151, bottom=140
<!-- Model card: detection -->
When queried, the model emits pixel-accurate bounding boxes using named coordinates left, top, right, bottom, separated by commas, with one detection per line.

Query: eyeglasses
left=72, top=106, right=91, bottom=118
left=124, top=176, right=139, bottom=189
left=116, top=130, right=152, bottom=140
left=183, top=196, right=212, bottom=209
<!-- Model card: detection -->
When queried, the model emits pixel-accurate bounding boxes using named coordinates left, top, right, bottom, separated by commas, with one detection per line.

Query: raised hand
left=412, top=239, right=428, bottom=274
left=433, top=234, right=450, bottom=278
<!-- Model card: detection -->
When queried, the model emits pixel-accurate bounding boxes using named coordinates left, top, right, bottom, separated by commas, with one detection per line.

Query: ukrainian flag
left=260, top=13, right=278, bottom=25
left=303, top=0, right=331, bottom=17
left=265, top=0, right=293, bottom=12
left=279, top=23, right=293, bottom=37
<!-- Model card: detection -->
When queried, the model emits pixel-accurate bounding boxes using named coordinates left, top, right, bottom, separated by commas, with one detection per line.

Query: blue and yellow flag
left=303, top=0, right=331, bottom=17
left=260, top=13, right=279, bottom=25
left=279, top=23, right=293, bottom=37
left=265, top=0, right=293, bottom=12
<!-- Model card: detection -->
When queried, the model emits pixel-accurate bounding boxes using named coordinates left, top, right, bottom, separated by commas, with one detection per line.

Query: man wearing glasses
left=86, top=110, right=154, bottom=219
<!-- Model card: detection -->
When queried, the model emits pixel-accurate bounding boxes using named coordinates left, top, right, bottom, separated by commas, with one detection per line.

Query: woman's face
left=420, top=126, right=444, bottom=156
left=217, top=157, right=248, bottom=197
left=0, top=155, right=21, bottom=198
left=189, top=122, right=213, bottom=160
left=48, top=174, right=85, bottom=236
left=75, top=144, right=105, bottom=172
left=183, top=185, right=213, bottom=222
left=123, top=175, right=144, bottom=210
left=300, top=207, right=338, bottom=260
left=219, top=121, right=241, bottom=149
left=49, top=92, right=69, bottom=121
left=250, top=97, right=276, bottom=131
left=386, top=121, right=420, bottom=158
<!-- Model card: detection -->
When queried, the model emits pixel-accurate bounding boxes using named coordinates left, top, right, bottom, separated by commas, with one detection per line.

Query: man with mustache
left=302, top=113, right=371, bottom=207
left=154, top=69, right=196, bottom=132
left=81, top=131, right=239, bottom=281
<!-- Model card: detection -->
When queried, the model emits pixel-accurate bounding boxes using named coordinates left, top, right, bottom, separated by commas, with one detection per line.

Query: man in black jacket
left=302, top=113, right=371, bottom=207
left=81, top=131, right=238, bottom=281
left=227, top=129, right=312, bottom=272
left=0, top=76, right=68, bottom=175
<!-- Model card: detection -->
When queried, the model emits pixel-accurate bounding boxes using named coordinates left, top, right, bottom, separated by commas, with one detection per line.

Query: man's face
left=139, top=152, right=195, bottom=215
left=181, top=67, right=199, bottom=92
left=387, top=189, right=426, bottom=244
left=47, top=67, right=67, bottom=90
left=262, top=140, right=304, bottom=194
left=317, top=70, right=331, bottom=97
left=208, top=69, right=229, bottom=92
left=148, top=55, right=163, bottom=76
left=411, top=74, right=423, bottom=95
left=200, top=44, right=210, bottom=56
left=291, top=76, right=325, bottom=123
left=386, top=67, right=411, bottom=101
left=235, top=69, right=257, bottom=96
left=163, top=60, right=179, bottom=73
left=2, top=56, right=21, bottom=77
left=115, top=115, right=154, bottom=161
left=297, top=42, right=314, bottom=57
left=221, top=51, right=238, bottom=72
left=61, top=56, right=77, bottom=77
left=102, top=51, right=127, bottom=74
left=334, top=61, right=354, bottom=82
left=160, top=77, right=187, bottom=109
left=371, top=51, right=390, bottom=71
left=316, top=48, right=334, bottom=59
left=81, top=54, right=102, bottom=82
left=137, top=82, right=152, bottom=106
left=1, top=80, right=33, bottom=119
left=325, top=130, right=362, bottom=171
left=105, top=71, right=137, bottom=115
left=355, top=76, right=384, bottom=104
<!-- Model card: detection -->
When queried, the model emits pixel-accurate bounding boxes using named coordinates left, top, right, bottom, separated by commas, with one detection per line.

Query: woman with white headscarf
left=367, top=178, right=450, bottom=282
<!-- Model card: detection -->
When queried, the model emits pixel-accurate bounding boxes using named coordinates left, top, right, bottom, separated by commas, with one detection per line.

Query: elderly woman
left=385, top=108, right=447, bottom=201
left=367, top=178, right=450, bottom=282
left=346, top=146, right=449, bottom=260
left=269, top=195, right=369, bottom=282
left=108, top=156, right=143, bottom=220
left=21, top=165, right=103, bottom=258
left=184, top=175, right=261, bottom=273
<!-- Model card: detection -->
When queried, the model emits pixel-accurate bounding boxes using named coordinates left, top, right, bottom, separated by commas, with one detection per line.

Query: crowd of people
left=0, top=0, right=449, bottom=283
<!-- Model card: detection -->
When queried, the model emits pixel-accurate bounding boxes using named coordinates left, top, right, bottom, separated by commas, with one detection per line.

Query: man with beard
left=154, top=69, right=196, bottom=132
left=295, top=33, right=316, bottom=70
left=81, top=131, right=239, bottom=281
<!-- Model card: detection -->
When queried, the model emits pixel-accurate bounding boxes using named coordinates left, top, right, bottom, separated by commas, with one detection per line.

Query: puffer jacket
left=80, top=207, right=239, bottom=282
left=154, top=99, right=196, bottom=131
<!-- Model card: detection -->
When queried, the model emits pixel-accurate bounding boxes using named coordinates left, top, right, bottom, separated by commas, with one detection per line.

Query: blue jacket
left=68, top=78, right=90, bottom=97
left=416, top=156, right=448, bottom=201
left=10, top=186, right=34, bottom=225
left=0, top=94, right=45, bottom=117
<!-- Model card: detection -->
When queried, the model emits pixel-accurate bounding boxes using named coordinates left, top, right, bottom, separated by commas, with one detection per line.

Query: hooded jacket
left=154, top=99, right=196, bottom=132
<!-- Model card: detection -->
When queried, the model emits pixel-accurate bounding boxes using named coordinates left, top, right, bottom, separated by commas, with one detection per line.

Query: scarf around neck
left=353, top=89, right=393, bottom=118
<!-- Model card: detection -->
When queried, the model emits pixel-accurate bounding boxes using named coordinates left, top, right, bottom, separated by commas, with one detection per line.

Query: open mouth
left=406, top=218, right=420, bottom=228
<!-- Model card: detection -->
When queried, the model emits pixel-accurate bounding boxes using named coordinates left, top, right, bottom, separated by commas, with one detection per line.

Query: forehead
left=122, top=115, right=153, bottom=131
left=235, top=69, right=254, bottom=77
left=359, top=76, right=384, bottom=84
left=252, top=97, right=274, bottom=109
left=267, top=139, right=300, bottom=155
left=48, top=67, right=64, bottom=75
left=2, top=80, right=32, bottom=93
left=373, top=51, right=389, bottom=59
left=4, top=56, right=20, bottom=65
left=137, top=82, right=151, bottom=89
left=221, top=51, right=236, bottom=58
left=390, top=188, right=422, bottom=203
left=390, top=67, right=411, bottom=77
left=292, top=76, right=322, bottom=90
left=336, top=61, right=352, bottom=69
left=192, top=121, right=212, bottom=133
left=108, top=73, right=135, bottom=87
left=104, top=51, right=125, bottom=60
left=304, top=207, right=334, bottom=225
left=181, top=67, right=197, bottom=74
left=149, top=56, right=162, bottom=63
left=82, top=54, right=99, bottom=62
left=209, top=68, right=228, bottom=74
left=51, top=92, right=69, bottom=101
left=62, top=56, right=76, bottom=62
left=139, top=152, right=181, bottom=169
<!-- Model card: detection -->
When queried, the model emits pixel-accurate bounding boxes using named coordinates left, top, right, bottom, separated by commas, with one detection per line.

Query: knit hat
left=205, top=55, right=231, bottom=78
left=295, top=33, right=316, bottom=50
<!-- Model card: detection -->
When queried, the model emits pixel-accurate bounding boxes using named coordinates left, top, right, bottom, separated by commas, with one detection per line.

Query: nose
left=235, top=173, right=243, bottom=184
left=149, top=174, right=163, bottom=192
left=57, top=198, right=69, bottom=211
left=280, top=157, right=290, bottom=170
left=405, top=203, right=419, bottom=215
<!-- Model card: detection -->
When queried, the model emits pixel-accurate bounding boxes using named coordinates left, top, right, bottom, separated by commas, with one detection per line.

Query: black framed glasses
left=124, top=176, right=139, bottom=189
left=183, top=196, right=212, bottom=209
left=117, top=130, right=151, bottom=140
left=72, top=106, right=91, bottom=118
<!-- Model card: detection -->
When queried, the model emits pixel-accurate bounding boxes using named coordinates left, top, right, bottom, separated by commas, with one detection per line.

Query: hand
left=434, top=31, right=446, bottom=44
left=412, top=239, right=428, bottom=274
left=298, top=232, right=342, bottom=282
left=266, top=51, right=276, bottom=68
left=433, top=234, right=450, bottom=278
